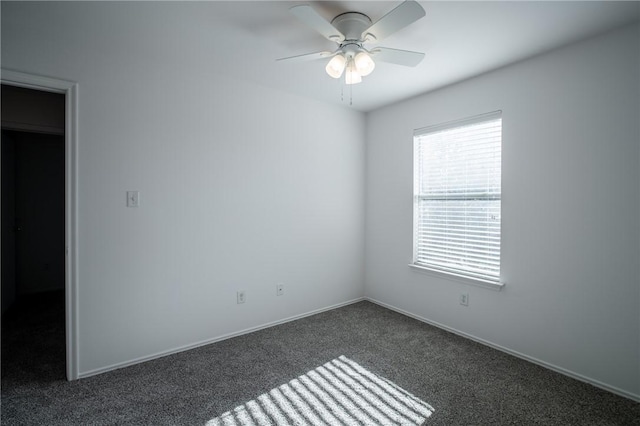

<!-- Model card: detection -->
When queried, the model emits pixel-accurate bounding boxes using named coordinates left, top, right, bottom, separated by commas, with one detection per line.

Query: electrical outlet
left=237, top=291, right=246, bottom=304
left=276, top=283, right=284, bottom=296
left=460, top=293, right=469, bottom=306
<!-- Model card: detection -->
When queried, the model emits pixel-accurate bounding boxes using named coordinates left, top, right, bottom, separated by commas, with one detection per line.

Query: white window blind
left=413, top=111, right=502, bottom=284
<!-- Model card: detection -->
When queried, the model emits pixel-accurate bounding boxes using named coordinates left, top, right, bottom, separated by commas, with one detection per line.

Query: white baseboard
left=77, top=295, right=640, bottom=403
left=365, top=297, right=640, bottom=403
left=78, top=297, right=365, bottom=379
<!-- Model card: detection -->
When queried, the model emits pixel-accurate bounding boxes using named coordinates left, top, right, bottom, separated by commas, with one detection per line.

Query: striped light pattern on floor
left=206, top=355, right=434, bottom=426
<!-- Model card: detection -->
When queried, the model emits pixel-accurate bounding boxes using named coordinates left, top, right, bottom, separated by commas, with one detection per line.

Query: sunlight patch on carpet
left=206, top=355, right=434, bottom=425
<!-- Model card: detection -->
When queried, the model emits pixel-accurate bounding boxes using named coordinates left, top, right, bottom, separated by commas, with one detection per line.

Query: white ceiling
left=168, top=1, right=640, bottom=112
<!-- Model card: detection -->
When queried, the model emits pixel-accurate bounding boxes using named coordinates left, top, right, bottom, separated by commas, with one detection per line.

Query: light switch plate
left=460, top=293, right=469, bottom=306
left=127, top=191, right=140, bottom=207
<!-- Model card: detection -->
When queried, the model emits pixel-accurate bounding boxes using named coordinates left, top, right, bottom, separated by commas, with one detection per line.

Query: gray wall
left=365, top=24, right=640, bottom=398
left=2, top=2, right=365, bottom=375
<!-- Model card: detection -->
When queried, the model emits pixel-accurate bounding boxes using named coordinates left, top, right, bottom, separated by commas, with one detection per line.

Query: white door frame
left=1, top=69, right=79, bottom=380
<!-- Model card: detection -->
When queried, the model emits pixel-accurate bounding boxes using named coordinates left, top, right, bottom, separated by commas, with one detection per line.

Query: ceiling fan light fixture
left=345, top=61, right=362, bottom=85
left=325, top=54, right=346, bottom=78
left=354, top=51, right=375, bottom=76
left=284, top=0, right=426, bottom=97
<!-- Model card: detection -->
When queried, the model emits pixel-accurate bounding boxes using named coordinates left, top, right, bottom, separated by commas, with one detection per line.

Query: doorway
left=2, top=86, right=66, bottom=381
left=0, top=71, right=78, bottom=380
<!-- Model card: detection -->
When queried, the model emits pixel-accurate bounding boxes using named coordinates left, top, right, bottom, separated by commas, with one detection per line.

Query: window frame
left=410, top=111, right=505, bottom=290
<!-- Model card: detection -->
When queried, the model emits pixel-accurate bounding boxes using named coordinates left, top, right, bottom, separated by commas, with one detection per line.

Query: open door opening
left=1, top=84, right=67, bottom=381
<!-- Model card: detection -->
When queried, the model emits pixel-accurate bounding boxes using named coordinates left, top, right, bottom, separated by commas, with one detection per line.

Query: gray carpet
left=2, top=296, right=639, bottom=425
left=206, top=355, right=434, bottom=425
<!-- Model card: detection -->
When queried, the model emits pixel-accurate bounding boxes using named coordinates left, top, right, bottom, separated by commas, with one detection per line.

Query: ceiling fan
left=278, top=0, right=426, bottom=85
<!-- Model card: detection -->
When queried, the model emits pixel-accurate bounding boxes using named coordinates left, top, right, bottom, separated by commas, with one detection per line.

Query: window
left=412, top=111, right=502, bottom=286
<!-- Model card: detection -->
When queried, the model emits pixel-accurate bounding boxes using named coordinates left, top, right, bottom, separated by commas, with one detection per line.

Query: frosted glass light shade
left=325, top=55, right=346, bottom=78
left=345, top=62, right=362, bottom=85
left=354, top=52, right=375, bottom=76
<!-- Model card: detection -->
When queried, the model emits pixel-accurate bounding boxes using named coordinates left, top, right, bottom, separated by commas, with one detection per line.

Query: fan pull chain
left=339, top=75, right=352, bottom=107
left=350, top=82, right=353, bottom=106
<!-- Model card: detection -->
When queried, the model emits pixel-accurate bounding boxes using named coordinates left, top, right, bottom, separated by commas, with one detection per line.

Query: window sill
left=408, top=264, right=505, bottom=291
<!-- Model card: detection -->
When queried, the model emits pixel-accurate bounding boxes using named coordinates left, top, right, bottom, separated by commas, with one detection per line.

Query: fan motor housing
left=331, top=12, right=372, bottom=42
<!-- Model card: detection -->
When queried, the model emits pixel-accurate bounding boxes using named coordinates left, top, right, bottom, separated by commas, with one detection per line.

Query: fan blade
left=362, top=0, right=426, bottom=42
left=276, top=51, right=335, bottom=63
left=370, top=47, right=425, bottom=67
left=290, top=5, right=345, bottom=42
